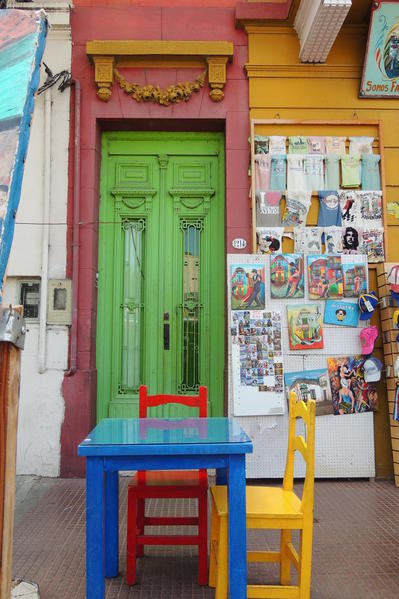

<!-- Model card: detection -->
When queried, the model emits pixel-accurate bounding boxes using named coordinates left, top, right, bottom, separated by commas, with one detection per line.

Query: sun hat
left=358, top=291, right=379, bottom=321
left=360, top=326, right=378, bottom=355
left=363, top=357, right=383, bottom=383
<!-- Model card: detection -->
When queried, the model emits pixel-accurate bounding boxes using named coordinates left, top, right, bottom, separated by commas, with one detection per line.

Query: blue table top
left=78, top=417, right=253, bottom=457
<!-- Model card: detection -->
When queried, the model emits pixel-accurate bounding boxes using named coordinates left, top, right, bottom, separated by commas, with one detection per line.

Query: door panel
left=97, top=132, right=225, bottom=420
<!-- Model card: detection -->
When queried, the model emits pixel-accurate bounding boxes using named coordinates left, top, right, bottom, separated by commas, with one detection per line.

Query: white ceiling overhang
left=294, top=0, right=352, bottom=63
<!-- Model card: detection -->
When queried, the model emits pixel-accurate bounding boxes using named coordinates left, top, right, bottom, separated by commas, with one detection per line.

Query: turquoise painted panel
left=360, top=1, right=399, bottom=97
left=0, top=10, right=47, bottom=297
left=78, top=417, right=252, bottom=454
left=0, top=33, right=39, bottom=120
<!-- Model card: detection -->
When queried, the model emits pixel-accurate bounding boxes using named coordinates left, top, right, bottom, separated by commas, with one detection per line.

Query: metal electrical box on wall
left=47, top=279, right=72, bottom=325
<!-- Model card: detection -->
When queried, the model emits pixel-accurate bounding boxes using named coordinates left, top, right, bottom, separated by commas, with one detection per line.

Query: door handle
left=163, top=323, right=170, bottom=350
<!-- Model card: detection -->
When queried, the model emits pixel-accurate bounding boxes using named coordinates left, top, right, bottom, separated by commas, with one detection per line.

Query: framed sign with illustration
left=360, top=1, right=399, bottom=98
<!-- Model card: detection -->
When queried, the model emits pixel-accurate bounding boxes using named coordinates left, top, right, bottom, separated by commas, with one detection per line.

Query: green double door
left=96, top=132, right=225, bottom=420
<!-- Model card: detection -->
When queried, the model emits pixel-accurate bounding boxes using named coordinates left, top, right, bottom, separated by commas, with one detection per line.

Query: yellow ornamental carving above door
left=86, top=40, right=233, bottom=103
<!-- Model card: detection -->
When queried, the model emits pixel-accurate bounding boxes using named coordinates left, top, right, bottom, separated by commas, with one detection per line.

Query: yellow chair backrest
left=283, top=391, right=316, bottom=514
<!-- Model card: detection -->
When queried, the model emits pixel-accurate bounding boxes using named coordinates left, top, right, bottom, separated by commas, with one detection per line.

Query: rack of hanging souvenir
left=377, top=262, right=399, bottom=486
left=250, top=120, right=387, bottom=265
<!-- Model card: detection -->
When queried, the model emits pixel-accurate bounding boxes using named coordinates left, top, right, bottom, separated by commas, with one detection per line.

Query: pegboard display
left=227, top=253, right=376, bottom=478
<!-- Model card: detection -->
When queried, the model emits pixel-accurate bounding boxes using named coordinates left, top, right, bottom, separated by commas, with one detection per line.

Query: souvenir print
left=307, top=255, right=344, bottom=299
left=269, top=135, right=286, bottom=155
left=339, top=190, right=362, bottom=224
left=270, top=254, right=304, bottom=299
left=362, top=227, right=385, bottom=263
left=360, top=191, right=382, bottom=223
left=328, top=356, right=378, bottom=415
left=281, top=190, right=312, bottom=226
left=342, top=254, right=368, bottom=297
left=294, top=227, right=322, bottom=254
left=323, top=300, right=360, bottom=327
left=231, top=265, right=265, bottom=310
left=254, top=134, right=269, bottom=154
left=342, top=225, right=363, bottom=254
left=287, top=304, right=324, bottom=350
left=256, top=191, right=282, bottom=227
left=256, top=227, right=284, bottom=254
left=324, top=226, right=343, bottom=254
left=232, top=310, right=283, bottom=393
left=284, top=368, right=333, bottom=416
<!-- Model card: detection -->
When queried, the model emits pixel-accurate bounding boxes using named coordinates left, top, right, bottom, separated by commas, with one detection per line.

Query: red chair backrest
left=139, top=385, right=207, bottom=418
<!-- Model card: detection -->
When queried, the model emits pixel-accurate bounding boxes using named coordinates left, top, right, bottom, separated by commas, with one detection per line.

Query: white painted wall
left=3, top=1, right=72, bottom=476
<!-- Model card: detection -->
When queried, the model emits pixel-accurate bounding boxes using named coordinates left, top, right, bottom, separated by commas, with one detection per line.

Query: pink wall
left=61, top=3, right=249, bottom=476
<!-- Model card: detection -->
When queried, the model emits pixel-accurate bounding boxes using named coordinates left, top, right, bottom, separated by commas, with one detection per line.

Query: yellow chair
left=209, top=392, right=316, bottom=599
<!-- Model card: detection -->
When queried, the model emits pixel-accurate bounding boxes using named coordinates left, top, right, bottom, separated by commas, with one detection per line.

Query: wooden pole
left=0, top=307, right=23, bottom=599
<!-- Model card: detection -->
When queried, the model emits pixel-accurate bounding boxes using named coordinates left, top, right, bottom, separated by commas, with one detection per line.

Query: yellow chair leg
left=280, top=529, right=291, bottom=585
left=208, top=498, right=220, bottom=588
left=215, top=515, right=228, bottom=599
left=298, top=523, right=313, bottom=599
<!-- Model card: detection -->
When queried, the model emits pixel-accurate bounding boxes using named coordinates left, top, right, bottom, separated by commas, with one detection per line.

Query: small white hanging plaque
left=232, top=238, right=247, bottom=249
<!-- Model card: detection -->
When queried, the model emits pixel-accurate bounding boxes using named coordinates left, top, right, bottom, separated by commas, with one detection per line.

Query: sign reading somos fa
left=360, top=1, right=399, bottom=98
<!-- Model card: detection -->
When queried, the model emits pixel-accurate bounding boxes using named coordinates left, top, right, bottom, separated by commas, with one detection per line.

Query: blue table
left=78, top=417, right=253, bottom=599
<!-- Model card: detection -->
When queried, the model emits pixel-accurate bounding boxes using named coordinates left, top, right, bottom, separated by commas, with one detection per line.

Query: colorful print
left=284, top=368, right=333, bottom=416
left=323, top=300, right=360, bottom=327
left=231, top=265, right=265, bottom=310
left=287, top=304, right=324, bottom=350
left=307, top=255, right=344, bottom=299
left=328, top=356, right=378, bottom=414
left=270, top=254, right=304, bottom=299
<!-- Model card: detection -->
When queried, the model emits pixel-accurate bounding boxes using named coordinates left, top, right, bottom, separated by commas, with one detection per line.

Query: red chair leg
left=137, top=498, right=145, bottom=557
left=126, top=490, right=137, bottom=585
left=198, top=492, right=208, bottom=585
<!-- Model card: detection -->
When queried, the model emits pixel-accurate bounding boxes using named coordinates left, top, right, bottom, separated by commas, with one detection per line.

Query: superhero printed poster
left=270, top=254, right=304, bottom=299
left=328, top=356, right=378, bottom=415
left=231, top=264, right=265, bottom=310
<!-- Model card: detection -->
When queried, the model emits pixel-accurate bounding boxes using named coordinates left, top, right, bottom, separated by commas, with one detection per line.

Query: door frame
left=96, top=130, right=226, bottom=420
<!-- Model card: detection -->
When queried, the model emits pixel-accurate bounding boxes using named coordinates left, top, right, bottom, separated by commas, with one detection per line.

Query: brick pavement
left=11, top=477, right=399, bottom=598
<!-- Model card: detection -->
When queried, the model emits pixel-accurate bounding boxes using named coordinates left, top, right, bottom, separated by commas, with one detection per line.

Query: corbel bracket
left=87, top=40, right=234, bottom=103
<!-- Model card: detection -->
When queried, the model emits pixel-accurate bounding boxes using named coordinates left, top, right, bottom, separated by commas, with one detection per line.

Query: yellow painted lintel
left=245, top=64, right=362, bottom=79
left=86, top=40, right=234, bottom=61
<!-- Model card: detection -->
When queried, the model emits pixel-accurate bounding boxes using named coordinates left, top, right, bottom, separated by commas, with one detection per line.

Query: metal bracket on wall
left=0, top=306, right=26, bottom=350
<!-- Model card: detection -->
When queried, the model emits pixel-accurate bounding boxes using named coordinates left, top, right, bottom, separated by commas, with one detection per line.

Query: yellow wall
left=246, top=22, right=397, bottom=477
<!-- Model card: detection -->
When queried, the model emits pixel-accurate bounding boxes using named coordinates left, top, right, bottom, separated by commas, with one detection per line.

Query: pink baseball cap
left=360, top=325, right=378, bottom=355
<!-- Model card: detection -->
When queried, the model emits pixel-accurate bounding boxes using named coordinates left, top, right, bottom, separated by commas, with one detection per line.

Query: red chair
left=126, top=385, right=208, bottom=586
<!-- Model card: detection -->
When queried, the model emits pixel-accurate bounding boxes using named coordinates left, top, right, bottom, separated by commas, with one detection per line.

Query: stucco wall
left=62, top=1, right=249, bottom=475
left=3, top=1, right=72, bottom=476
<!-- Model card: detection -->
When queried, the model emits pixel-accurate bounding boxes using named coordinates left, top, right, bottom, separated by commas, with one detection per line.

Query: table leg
left=227, top=454, right=246, bottom=599
left=105, top=470, right=119, bottom=577
left=86, top=457, right=105, bottom=599
left=216, top=467, right=228, bottom=484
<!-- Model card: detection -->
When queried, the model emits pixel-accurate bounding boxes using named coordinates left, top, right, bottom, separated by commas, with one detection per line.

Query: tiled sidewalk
left=12, top=476, right=399, bottom=598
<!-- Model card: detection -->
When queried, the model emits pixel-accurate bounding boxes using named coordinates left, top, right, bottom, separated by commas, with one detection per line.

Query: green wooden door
left=97, top=132, right=225, bottom=419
